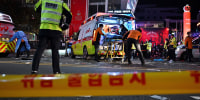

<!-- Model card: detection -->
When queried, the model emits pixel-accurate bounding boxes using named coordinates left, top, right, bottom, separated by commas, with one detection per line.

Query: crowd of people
left=126, top=32, right=194, bottom=63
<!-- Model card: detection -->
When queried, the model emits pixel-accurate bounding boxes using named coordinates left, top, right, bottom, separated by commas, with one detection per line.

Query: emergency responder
left=9, top=27, right=30, bottom=58
left=145, top=40, right=152, bottom=58
left=120, top=24, right=128, bottom=36
left=121, top=24, right=129, bottom=61
left=93, top=24, right=104, bottom=62
left=123, top=28, right=145, bottom=65
left=168, top=34, right=177, bottom=63
left=163, top=38, right=169, bottom=59
left=32, top=0, right=72, bottom=74
left=185, top=32, right=193, bottom=62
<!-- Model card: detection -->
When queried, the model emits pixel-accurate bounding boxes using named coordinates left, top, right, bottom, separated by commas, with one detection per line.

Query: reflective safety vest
left=169, top=37, right=177, bottom=48
left=35, top=0, right=65, bottom=31
left=41, top=0, right=63, bottom=25
left=146, top=42, right=152, bottom=51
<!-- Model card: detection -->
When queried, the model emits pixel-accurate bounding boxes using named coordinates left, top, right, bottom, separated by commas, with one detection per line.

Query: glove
left=61, top=23, right=69, bottom=30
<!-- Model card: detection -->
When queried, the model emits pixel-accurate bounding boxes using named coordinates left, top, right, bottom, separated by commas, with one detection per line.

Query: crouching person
left=9, top=27, right=30, bottom=58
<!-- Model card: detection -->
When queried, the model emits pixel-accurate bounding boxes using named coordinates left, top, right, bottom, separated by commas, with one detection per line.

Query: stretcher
left=102, top=39, right=125, bottom=63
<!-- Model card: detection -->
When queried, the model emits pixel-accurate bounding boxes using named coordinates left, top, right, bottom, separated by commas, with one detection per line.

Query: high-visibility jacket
left=93, top=27, right=104, bottom=42
left=127, top=30, right=142, bottom=40
left=35, top=0, right=72, bottom=31
left=185, top=36, right=193, bottom=49
left=146, top=42, right=152, bottom=51
left=164, top=41, right=168, bottom=50
left=169, top=37, right=177, bottom=48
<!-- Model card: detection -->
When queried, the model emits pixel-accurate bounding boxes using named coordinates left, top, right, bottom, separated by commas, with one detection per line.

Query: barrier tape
left=0, top=41, right=7, bottom=53
left=0, top=71, right=200, bottom=97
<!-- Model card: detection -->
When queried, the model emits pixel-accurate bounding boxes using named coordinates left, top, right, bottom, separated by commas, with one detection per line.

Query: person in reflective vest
left=32, top=0, right=72, bottom=74
left=145, top=40, right=152, bottom=58
left=168, top=34, right=177, bottom=63
left=163, top=38, right=169, bottom=59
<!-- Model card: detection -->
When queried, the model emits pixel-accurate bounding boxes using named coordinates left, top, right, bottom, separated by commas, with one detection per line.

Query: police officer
left=32, top=0, right=72, bottom=74
left=145, top=40, right=152, bottom=58
left=123, top=28, right=145, bottom=65
left=168, top=34, right=177, bottom=63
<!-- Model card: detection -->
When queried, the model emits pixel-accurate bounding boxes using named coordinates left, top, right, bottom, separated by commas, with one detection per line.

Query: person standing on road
left=163, top=38, right=169, bottom=59
left=121, top=24, right=129, bottom=61
left=123, top=28, right=145, bottom=65
left=93, top=24, right=104, bottom=62
left=185, top=32, right=193, bottom=62
left=120, top=24, right=128, bottom=36
left=168, top=34, right=177, bottom=63
left=32, top=0, right=72, bottom=74
left=9, top=28, right=30, bottom=58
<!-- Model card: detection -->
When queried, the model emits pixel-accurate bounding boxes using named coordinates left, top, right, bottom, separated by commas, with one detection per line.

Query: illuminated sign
left=183, top=4, right=191, bottom=41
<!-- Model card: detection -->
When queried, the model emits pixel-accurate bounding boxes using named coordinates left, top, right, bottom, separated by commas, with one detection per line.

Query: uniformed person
left=93, top=24, right=104, bottom=62
left=163, top=38, right=169, bottom=59
left=146, top=40, right=152, bottom=58
left=32, top=0, right=72, bottom=74
left=123, top=28, right=145, bottom=65
left=168, top=34, right=177, bottom=63
left=185, top=32, right=193, bottom=62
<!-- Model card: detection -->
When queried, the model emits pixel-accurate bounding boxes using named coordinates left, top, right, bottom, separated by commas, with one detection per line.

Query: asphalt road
left=0, top=54, right=200, bottom=100
left=0, top=55, right=200, bottom=75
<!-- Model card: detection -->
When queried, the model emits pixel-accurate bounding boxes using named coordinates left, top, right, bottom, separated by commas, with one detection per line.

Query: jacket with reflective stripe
left=169, top=37, right=177, bottom=48
left=35, top=0, right=72, bottom=31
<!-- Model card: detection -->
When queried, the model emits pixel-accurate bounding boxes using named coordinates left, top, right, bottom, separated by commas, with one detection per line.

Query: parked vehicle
left=0, top=12, right=16, bottom=57
left=175, top=37, right=200, bottom=60
left=71, top=12, right=135, bottom=59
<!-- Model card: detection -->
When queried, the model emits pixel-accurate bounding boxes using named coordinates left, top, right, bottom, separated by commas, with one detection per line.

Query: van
left=71, top=12, right=135, bottom=59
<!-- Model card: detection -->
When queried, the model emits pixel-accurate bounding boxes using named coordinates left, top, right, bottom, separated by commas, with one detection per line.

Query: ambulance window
left=73, top=30, right=80, bottom=41
left=94, top=24, right=98, bottom=29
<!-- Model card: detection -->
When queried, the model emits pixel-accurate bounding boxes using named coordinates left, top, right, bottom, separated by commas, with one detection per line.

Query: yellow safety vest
left=35, top=0, right=70, bottom=31
left=169, top=37, right=177, bottom=48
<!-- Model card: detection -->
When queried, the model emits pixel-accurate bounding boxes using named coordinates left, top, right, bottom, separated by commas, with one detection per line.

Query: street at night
left=0, top=55, right=200, bottom=75
left=0, top=0, right=200, bottom=99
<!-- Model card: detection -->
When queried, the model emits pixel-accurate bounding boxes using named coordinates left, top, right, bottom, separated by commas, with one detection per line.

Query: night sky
left=137, top=0, right=200, bottom=19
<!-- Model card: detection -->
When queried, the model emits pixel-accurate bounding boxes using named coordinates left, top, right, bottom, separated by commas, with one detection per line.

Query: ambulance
left=71, top=12, right=135, bottom=59
left=0, top=12, right=16, bottom=57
